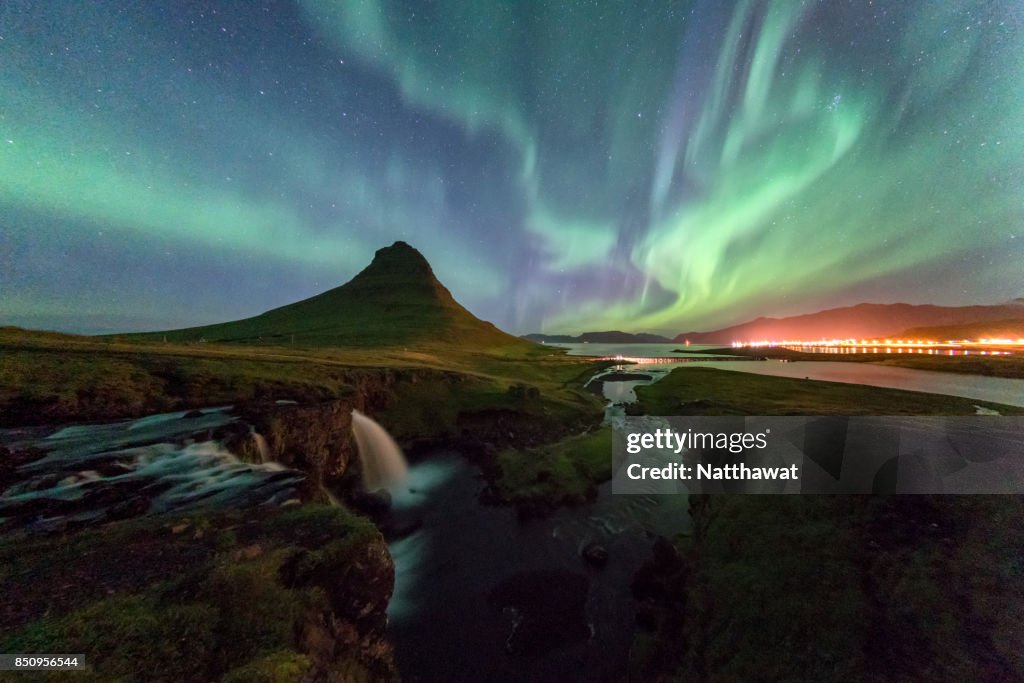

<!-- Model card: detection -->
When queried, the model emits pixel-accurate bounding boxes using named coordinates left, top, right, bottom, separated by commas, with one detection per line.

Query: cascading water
left=351, top=409, right=408, bottom=493
left=251, top=430, right=273, bottom=463
left=0, top=407, right=305, bottom=533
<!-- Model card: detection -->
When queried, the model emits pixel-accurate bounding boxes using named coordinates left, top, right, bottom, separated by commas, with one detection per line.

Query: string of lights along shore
left=2, top=1, right=1022, bottom=335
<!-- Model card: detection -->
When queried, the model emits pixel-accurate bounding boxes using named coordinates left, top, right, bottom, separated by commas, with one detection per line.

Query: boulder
left=581, top=542, right=609, bottom=568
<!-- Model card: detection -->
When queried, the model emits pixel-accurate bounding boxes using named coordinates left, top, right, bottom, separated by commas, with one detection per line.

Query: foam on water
left=0, top=408, right=305, bottom=531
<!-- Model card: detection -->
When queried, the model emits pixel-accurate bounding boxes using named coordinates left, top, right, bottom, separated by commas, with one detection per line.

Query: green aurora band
left=1, top=0, right=1022, bottom=333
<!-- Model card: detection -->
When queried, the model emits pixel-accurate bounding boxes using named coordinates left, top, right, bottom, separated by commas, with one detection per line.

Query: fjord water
left=560, top=344, right=1024, bottom=408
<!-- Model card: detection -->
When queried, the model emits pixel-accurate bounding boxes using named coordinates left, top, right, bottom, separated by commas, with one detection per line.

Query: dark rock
left=0, top=446, right=48, bottom=491
left=182, top=409, right=205, bottom=419
left=516, top=500, right=554, bottom=521
left=507, top=383, right=541, bottom=401
left=635, top=605, right=659, bottom=631
left=652, top=536, right=683, bottom=568
left=349, top=489, right=392, bottom=517
left=632, top=537, right=687, bottom=607
left=489, top=569, right=591, bottom=656
left=91, top=457, right=135, bottom=477
left=478, top=485, right=500, bottom=504
left=106, top=496, right=152, bottom=521
left=382, top=516, right=423, bottom=541
left=581, top=542, right=609, bottom=568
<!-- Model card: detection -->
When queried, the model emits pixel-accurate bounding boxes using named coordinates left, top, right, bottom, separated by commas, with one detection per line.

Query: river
left=385, top=365, right=687, bottom=682
left=552, top=343, right=1024, bottom=408
left=0, top=375, right=687, bottom=682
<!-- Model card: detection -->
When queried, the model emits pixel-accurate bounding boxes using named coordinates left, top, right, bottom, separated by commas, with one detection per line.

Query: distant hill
left=674, top=303, right=1024, bottom=344
left=131, top=241, right=529, bottom=349
left=524, top=331, right=673, bottom=344
left=894, top=319, right=1024, bottom=341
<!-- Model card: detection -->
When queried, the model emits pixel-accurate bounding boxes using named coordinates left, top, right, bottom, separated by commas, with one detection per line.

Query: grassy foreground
left=0, top=327, right=606, bottom=434
left=633, top=495, right=1024, bottom=681
left=0, top=505, right=397, bottom=682
left=627, top=366, right=1024, bottom=680
left=490, top=426, right=612, bottom=514
left=630, top=366, right=1023, bottom=416
left=0, top=326, right=608, bottom=680
left=695, top=345, right=1024, bottom=379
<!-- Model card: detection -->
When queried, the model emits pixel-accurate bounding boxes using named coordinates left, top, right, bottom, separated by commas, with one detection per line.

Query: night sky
left=2, top=1, right=1022, bottom=336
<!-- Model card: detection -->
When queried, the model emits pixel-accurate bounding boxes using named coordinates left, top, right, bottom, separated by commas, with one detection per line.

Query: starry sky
left=1, top=1, right=1022, bottom=336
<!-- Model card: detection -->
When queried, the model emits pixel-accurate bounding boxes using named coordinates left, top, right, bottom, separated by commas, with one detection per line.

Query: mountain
left=134, top=241, right=527, bottom=349
left=894, top=319, right=1024, bottom=341
left=523, top=331, right=673, bottom=344
left=674, top=302, right=1024, bottom=344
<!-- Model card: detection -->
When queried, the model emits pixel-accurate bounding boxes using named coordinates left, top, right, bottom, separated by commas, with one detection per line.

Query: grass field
left=626, top=365, right=1024, bottom=680
left=694, top=345, right=1024, bottom=379
left=0, top=505, right=398, bottom=681
left=0, top=326, right=606, bottom=430
left=490, top=426, right=612, bottom=512
left=630, top=366, right=1024, bottom=416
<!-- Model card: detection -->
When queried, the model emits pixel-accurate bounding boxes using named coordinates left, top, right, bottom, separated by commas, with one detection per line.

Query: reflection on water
left=386, top=365, right=690, bottom=682
left=551, top=342, right=721, bottom=358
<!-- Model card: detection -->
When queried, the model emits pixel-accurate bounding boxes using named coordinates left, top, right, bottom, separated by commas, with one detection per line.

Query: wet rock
left=234, top=398, right=359, bottom=488
left=182, top=409, right=206, bottom=419
left=581, top=542, right=609, bottom=568
left=91, top=457, right=135, bottom=477
left=0, top=445, right=14, bottom=490
left=106, top=495, right=152, bottom=521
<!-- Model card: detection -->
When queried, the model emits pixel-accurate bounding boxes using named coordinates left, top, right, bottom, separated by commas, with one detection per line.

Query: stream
left=0, top=367, right=682, bottom=681
left=0, top=407, right=304, bottom=533
left=384, top=364, right=685, bottom=682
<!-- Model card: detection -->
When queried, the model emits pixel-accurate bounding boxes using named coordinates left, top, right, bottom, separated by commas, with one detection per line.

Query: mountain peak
left=133, top=241, right=525, bottom=350
left=347, top=241, right=443, bottom=295
left=360, top=241, right=435, bottom=279
left=376, top=240, right=423, bottom=260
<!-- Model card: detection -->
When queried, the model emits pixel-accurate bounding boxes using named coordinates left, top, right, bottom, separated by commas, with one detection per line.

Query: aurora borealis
left=1, top=1, right=1022, bottom=335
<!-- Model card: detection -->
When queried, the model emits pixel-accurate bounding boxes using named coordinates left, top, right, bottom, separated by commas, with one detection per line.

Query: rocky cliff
left=225, top=365, right=602, bottom=499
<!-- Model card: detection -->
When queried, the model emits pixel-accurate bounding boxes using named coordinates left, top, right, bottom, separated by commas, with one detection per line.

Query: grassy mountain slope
left=132, top=242, right=529, bottom=350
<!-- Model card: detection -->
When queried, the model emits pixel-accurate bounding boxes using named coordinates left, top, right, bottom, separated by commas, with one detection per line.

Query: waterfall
left=351, top=409, right=408, bottom=493
left=252, top=431, right=272, bottom=463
